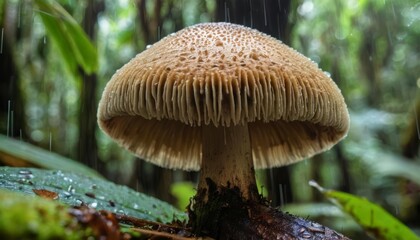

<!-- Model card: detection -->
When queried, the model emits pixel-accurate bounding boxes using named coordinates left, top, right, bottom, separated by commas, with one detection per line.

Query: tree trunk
left=402, top=95, right=420, bottom=159
left=0, top=1, right=27, bottom=141
left=77, top=0, right=104, bottom=172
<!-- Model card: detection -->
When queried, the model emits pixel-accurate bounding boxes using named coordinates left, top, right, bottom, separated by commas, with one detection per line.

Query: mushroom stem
left=199, top=124, right=258, bottom=201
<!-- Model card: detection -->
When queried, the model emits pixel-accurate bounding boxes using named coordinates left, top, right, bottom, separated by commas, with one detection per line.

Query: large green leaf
left=0, top=134, right=101, bottom=178
left=311, top=181, right=420, bottom=240
left=0, top=167, right=186, bottom=224
left=34, top=0, right=98, bottom=75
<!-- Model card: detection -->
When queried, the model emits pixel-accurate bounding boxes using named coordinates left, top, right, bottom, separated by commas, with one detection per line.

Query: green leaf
left=0, top=134, right=101, bottom=178
left=34, top=0, right=98, bottom=74
left=0, top=167, right=186, bottom=223
left=310, top=181, right=420, bottom=240
left=170, top=181, right=196, bottom=210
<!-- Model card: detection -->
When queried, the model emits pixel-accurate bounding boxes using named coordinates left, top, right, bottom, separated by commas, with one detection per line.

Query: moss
left=0, top=189, right=91, bottom=240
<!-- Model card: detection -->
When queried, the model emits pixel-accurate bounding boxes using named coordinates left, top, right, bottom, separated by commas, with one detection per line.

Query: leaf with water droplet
left=0, top=167, right=186, bottom=223
left=311, top=180, right=420, bottom=240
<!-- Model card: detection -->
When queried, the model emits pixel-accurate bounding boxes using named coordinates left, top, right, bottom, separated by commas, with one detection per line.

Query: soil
left=188, top=178, right=351, bottom=240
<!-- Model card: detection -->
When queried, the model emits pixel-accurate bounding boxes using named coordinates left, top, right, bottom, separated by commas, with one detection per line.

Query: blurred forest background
left=0, top=0, right=419, bottom=238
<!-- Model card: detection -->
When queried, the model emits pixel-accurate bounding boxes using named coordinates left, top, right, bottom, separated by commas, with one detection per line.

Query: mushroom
left=97, top=22, right=349, bottom=235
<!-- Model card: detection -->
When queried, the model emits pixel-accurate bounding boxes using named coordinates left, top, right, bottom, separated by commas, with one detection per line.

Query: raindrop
left=323, top=71, right=331, bottom=78
left=18, top=178, right=29, bottom=184
left=278, top=184, right=285, bottom=207
left=263, top=0, right=267, bottom=26
left=0, top=28, right=3, bottom=54
left=224, top=1, right=230, bottom=22
left=18, top=170, right=31, bottom=175
left=17, top=1, right=21, bottom=28
left=63, top=191, right=72, bottom=197
left=75, top=199, right=83, bottom=205
left=117, top=209, right=126, bottom=215
left=18, top=170, right=33, bottom=179
left=64, top=177, right=73, bottom=183
left=97, top=195, right=105, bottom=200
left=49, top=132, right=52, bottom=151
left=133, top=203, right=139, bottom=209
left=68, top=185, right=75, bottom=194
left=89, top=202, right=98, bottom=208
left=6, top=100, right=10, bottom=137
left=248, top=3, right=253, bottom=28
left=414, top=103, right=420, bottom=140
left=146, top=44, right=152, bottom=49
left=10, top=110, right=14, bottom=137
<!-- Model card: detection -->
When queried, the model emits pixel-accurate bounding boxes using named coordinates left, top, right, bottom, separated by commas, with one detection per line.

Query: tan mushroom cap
left=98, top=22, right=349, bottom=171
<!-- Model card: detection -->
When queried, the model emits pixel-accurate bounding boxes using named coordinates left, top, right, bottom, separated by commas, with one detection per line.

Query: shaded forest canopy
left=0, top=0, right=419, bottom=239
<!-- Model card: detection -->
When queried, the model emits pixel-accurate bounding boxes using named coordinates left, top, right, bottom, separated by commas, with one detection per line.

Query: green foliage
left=34, top=0, right=97, bottom=76
left=0, top=134, right=101, bottom=178
left=311, top=181, right=420, bottom=240
left=0, top=189, right=91, bottom=240
left=282, top=202, right=361, bottom=233
left=0, top=167, right=187, bottom=224
left=170, top=181, right=196, bottom=210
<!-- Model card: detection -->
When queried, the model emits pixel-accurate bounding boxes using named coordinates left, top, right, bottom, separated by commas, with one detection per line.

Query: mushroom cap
left=98, top=22, right=350, bottom=171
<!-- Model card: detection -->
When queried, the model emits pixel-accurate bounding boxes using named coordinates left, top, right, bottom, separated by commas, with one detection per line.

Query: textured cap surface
left=98, top=22, right=349, bottom=170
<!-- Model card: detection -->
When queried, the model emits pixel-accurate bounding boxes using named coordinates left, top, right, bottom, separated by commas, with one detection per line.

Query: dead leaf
left=32, top=189, right=59, bottom=200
